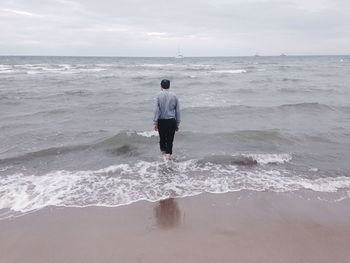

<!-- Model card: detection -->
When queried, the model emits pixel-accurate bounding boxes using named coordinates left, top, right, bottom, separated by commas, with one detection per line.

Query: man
left=153, top=79, right=180, bottom=160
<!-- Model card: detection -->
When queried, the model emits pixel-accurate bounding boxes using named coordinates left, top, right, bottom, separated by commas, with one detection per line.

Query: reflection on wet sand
left=154, top=198, right=181, bottom=228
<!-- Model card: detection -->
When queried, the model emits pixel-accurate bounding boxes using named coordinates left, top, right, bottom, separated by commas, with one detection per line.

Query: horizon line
left=0, top=54, right=349, bottom=58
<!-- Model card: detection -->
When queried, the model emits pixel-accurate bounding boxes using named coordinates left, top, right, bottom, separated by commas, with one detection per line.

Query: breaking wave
left=212, top=69, right=247, bottom=74
left=0, top=130, right=294, bottom=164
left=1, top=156, right=350, bottom=217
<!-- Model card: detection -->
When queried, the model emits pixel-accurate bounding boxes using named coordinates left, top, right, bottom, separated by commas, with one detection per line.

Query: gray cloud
left=0, top=0, right=349, bottom=56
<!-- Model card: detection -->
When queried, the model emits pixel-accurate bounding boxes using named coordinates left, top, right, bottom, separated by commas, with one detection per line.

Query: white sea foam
left=95, top=64, right=116, bottom=67
left=136, top=131, right=159, bottom=137
left=0, top=166, right=12, bottom=172
left=0, top=65, right=12, bottom=71
left=212, top=69, right=247, bottom=74
left=0, top=70, right=14, bottom=74
left=26, top=70, right=41, bottom=75
left=309, top=167, right=319, bottom=172
left=7, top=64, right=111, bottom=75
left=80, top=68, right=107, bottom=72
left=188, top=64, right=213, bottom=68
left=1, top=159, right=350, bottom=217
left=129, top=64, right=214, bottom=70
left=138, top=63, right=177, bottom=68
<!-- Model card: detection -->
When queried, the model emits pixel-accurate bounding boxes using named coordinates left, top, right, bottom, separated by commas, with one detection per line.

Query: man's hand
left=176, top=125, right=179, bottom=132
left=154, top=124, right=158, bottom=131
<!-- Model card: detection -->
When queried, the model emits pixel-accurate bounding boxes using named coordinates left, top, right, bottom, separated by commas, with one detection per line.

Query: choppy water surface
left=1, top=56, right=350, bottom=217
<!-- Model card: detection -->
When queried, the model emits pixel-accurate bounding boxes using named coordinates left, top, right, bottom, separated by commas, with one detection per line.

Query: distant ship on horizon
left=175, top=53, right=184, bottom=59
left=175, top=46, right=184, bottom=59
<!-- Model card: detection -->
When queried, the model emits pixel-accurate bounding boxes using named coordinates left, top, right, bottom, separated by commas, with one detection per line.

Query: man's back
left=154, top=90, right=180, bottom=122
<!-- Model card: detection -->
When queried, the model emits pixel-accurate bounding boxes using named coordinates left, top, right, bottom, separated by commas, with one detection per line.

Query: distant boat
left=175, top=46, right=184, bottom=59
left=175, top=53, right=184, bottom=59
left=280, top=53, right=287, bottom=57
left=254, top=53, right=260, bottom=57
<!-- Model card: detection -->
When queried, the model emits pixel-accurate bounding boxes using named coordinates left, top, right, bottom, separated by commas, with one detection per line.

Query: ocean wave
left=277, top=102, right=335, bottom=111
left=212, top=69, right=247, bottom=74
left=198, top=153, right=292, bottom=166
left=0, top=70, right=14, bottom=74
left=0, top=63, right=258, bottom=75
left=134, top=64, right=215, bottom=71
left=64, top=90, right=92, bottom=96
left=106, top=144, right=139, bottom=157
left=182, top=102, right=341, bottom=113
left=242, top=153, right=292, bottom=164
left=282, top=78, right=304, bottom=82
left=278, top=87, right=338, bottom=93
left=0, top=126, right=292, bottom=165
left=138, top=63, right=177, bottom=67
left=0, top=131, right=156, bottom=164
left=1, top=158, right=349, bottom=216
left=0, top=166, right=12, bottom=172
left=2, top=64, right=109, bottom=75
left=218, top=129, right=294, bottom=143
left=0, top=128, right=340, bottom=165
left=230, top=88, right=256, bottom=93
left=99, top=74, right=118, bottom=79
left=0, top=65, right=14, bottom=74
left=136, top=131, right=158, bottom=137
left=40, top=108, right=73, bottom=115
left=26, top=70, right=42, bottom=75
left=0, top=144, right=90, bottom=165
left=96, top=131, right=156, bottom=146
left=19, top=108, right=75, bottom=117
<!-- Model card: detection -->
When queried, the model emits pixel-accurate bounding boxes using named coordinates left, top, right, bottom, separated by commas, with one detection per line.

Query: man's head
left=161, top=79, right=170, bottom=89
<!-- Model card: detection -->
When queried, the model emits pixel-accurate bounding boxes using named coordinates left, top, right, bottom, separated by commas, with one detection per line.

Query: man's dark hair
left=161, top=79, right=170, bottom=89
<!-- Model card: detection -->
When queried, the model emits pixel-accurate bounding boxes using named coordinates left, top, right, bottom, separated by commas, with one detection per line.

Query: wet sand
left=1, top=191, right=350, bottom=263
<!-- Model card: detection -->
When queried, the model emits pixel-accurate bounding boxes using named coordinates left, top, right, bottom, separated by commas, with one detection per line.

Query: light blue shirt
left=153, top=89, right=180, bottom=125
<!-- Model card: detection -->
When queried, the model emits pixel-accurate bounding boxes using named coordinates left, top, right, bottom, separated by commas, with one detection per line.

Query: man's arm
left=175, top=97, right=180, bottom=130
left=153, top=96, right=160, bottom=130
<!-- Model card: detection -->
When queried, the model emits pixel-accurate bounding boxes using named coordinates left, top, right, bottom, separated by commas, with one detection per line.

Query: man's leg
left=157, top=120, right=167, bottom=153
left=165, top=119, right=177, bottom=155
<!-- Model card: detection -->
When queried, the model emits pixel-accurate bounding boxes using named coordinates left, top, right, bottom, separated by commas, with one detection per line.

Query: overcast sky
left=0, top=0, right=349, bottom=56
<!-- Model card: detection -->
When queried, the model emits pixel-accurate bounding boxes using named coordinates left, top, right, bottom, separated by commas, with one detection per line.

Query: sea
left=0, top=55, right=350, bottom=218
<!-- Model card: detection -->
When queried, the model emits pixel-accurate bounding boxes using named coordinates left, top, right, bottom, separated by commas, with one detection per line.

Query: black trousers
left=158, top=118, right=177, bottom=154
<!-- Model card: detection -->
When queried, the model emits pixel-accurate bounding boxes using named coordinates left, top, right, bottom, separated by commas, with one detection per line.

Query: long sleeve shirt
left=153, top=89, right=180, bottom=125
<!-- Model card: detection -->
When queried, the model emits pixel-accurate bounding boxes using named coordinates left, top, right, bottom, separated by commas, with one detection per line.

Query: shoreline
left=1, top=191, right=350, bottom=263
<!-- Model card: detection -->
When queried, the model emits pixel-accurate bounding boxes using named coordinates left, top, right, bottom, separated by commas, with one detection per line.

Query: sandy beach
left=1, top=191, right=350, bottom=263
